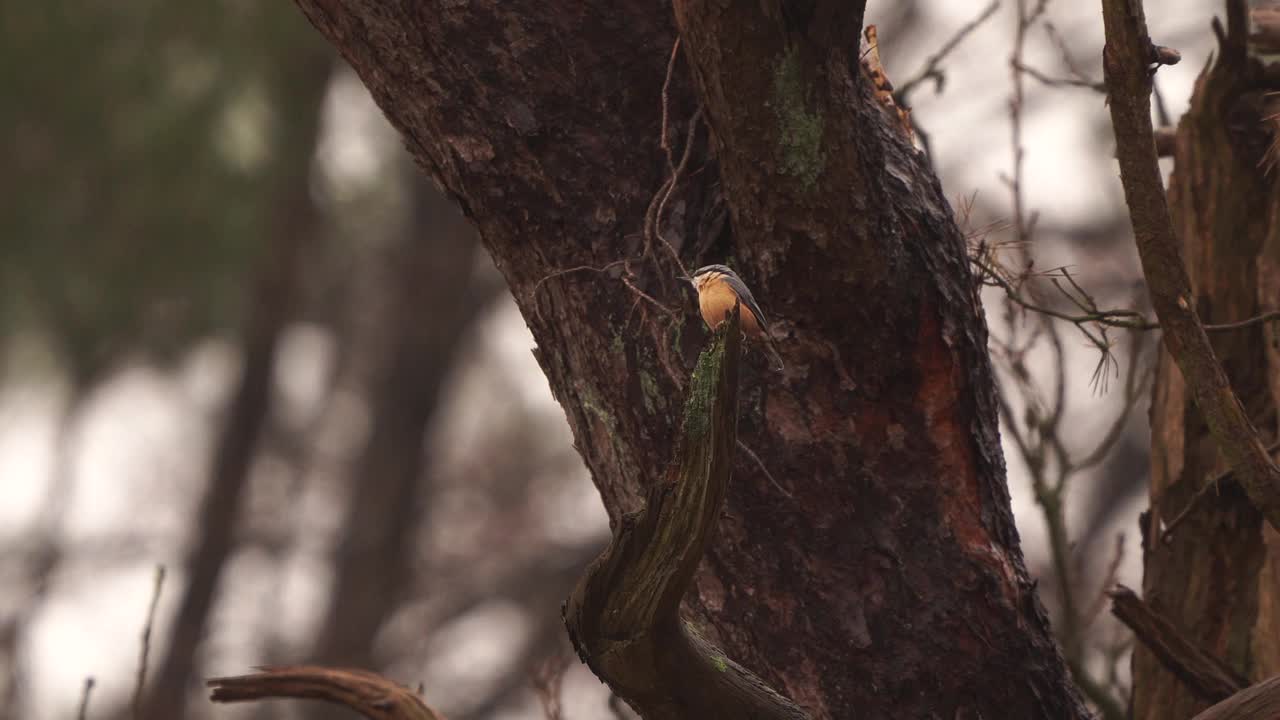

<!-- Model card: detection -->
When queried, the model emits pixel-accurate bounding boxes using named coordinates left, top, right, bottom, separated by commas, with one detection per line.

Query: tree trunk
left=1136, top=5, right=1280, bottom=718
left=310, top=171, right=484, bottom=673
left=290, top=2, right=1089, bottom=717
left=144, top=48, right=334, bottom=720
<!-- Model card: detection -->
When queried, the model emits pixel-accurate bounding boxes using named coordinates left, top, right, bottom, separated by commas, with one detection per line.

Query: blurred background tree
left=0, top=0, right=1239, bottom=718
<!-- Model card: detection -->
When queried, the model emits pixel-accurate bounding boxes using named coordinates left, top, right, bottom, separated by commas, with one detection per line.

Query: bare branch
left=208, top=666, right=446, bottom=720
left=77, top=677, right=94, bottom=720
left=133, top=566, right=166, bottom=720
left=1013, top=60, right=1106, bottom=92
left=895, top=0, right=1001, bottom=102
left=531, top=652, right=570, bottom=720
left=1100, top=0, right=1280, bottom=531
left=1109, top=586, right=1246, bottom=702
left=1160, top=440, right=1280, bottom=544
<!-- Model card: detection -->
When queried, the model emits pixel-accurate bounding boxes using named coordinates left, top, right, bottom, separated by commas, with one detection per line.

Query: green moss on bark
left=772, top=46, right=824, bottom=190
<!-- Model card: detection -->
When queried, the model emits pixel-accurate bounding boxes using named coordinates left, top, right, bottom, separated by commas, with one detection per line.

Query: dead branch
left=1191, top=676, right=1280, bottom=720
left=1160, top=440, right=1280, bottom=544
left=895, top=0, right=1000, bottom=102
left=1100, top=0, right=1280, bottom=531
left=132, top=566, right=165, bottom=720
left=1109, top=586, right=1246, bottom=702
left=563, top=307, right=808, bottom=720
left=77, top=677, right=94, bottom=720
left=1013, top=60, right=1106, bottom=92
left=208, top=666, right=446, bottom=720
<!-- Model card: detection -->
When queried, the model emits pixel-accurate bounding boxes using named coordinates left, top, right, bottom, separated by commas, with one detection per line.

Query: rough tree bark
left=290, top=1, right=1089, bottom=717
left=1134, top=3, right=1280, bottom=718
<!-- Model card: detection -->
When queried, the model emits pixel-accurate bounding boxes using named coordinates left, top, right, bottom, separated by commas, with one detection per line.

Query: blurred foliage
left=0, top=1, right=330, bottom=384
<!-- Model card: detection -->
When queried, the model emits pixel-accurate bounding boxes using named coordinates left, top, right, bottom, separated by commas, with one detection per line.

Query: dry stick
left=1100, top=0, right=1280, bottom=532
left=895, top=0, right=1000, bottom=101
left=1109, top=586, right=1246, bottom=702
left=209, top=666, right=446, bottom=720
left=531, top=653, right=570, bottom=720
left=1047, top=22, right=1107, bottom=91
left=1082, top=534, right=1125, bottom=628
left=1160, top=440, right=1280, bottom=544
left=1013, top=59, right=1106, bottom=91
left=133, top=565, right=166, bottom=720
left=651, top=106, right=703, bottom=280
left=975, top=258, right=1280, bottom=334
left=659, top=37, right=681, bottom=174
left=77, top=677, right=95, bottom=720
left=736, top=439, right=793, bottom=499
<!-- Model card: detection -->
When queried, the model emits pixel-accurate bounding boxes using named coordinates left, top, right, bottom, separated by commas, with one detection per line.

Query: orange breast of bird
left=699, top=280, right=763, bottom=338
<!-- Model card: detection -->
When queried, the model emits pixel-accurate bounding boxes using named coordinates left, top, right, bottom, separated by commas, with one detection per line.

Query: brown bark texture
left=1136, top=3, right=1280, bottom=718
left=290, top=1, right=1089, bottom=717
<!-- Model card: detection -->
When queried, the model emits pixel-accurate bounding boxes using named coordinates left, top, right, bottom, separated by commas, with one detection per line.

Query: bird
left=686, top=264, right=785, bottom=371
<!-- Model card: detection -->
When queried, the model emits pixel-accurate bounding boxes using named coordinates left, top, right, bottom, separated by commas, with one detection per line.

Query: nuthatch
left=687, top=264, right=785, bottom=371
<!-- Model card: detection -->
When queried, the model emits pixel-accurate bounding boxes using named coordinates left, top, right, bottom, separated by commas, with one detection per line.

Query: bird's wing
left=722, top=274, right=770, bottom=332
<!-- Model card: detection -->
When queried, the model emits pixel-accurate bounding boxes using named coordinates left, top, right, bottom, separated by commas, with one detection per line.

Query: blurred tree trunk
left=291, top=1, right=1090, bottom=717
left=1136, top=7, right=1280, bottom=718
left=143, top=48, right=335, bottom=720
left=308, top=171, right=486, bottom=675
left=0, top=384, right=89, bottom=717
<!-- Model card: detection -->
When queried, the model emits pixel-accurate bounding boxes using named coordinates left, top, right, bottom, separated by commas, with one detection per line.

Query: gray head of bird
left=689, top=264, right=735, bottom=292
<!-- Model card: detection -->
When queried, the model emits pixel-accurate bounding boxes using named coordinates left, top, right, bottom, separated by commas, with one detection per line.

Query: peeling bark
left=290, top=1, right=1089, bottom=716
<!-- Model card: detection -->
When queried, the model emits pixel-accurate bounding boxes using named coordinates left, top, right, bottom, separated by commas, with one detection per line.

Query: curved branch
left=1100, top=0, right=1280, bottom=530
left=207, top=666, right=446, bottom=720
left=564, top=306, right=808, bottom=720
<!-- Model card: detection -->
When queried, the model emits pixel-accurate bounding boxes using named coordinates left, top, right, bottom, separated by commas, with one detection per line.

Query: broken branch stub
left=563, top=305, right=808, bottom=720
left=207, top=666, right=446, bottom=720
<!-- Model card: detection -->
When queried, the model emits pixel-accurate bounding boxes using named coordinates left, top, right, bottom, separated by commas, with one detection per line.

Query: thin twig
left=1082, top=534, right=1125, bottom=628
left=975, top=258, right=1280, bottom=334
left=77, top=677, right=95, bottom=720
left=652, top=106, right=703, bottom=280
left=1160, top=440, right=1280, bottom=544
left=1013, top=60, right=1106, bottom=92
left=1012, top=21, right=1107, bottom=92
left=1045, top=22, right=1102, bottom=89
left=531, top=652, right=570, bottom=720
left=133, top=565, right=166, bottom=720
left=896, top=0, right=1001, bottom=101
left=659, top=37, right=682, bottom=174
left=737, top=439, right=793, bottom=498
